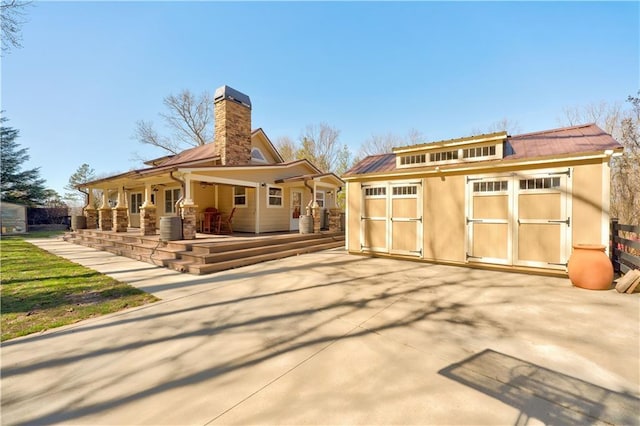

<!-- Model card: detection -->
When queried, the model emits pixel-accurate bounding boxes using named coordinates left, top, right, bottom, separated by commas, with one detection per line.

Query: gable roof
left=344, top=123, right=622, bottom=177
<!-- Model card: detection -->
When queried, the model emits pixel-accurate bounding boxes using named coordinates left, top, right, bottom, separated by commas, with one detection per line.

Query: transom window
left=399, top=154, right=426, bottom=166
left=392, top=185, right=418, bottom=196
left=364, top=187, right=386, bottom=197
left=463, top=145, right=496, bottom=159
left=233, top=187, right=247, bottom=207
left=519, top=177, right=561, bottom=190
left=430, top=150, right=459, bottom=162
left=473, top=181, right=509, bottom=193
left=268, top=186, right=283, bottom=207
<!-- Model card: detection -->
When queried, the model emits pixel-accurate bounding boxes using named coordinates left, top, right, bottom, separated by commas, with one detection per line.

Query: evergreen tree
left=0, top=117, right=47, bottom=206
left=64, top=163, right=96, bottom=205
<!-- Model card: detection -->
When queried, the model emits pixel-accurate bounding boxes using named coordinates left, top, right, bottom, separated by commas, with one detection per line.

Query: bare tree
left=471, top=118, right=522, bottom=136
left=275, top=136, right=297, bottom=162
left=133, top=89, right=212, bottom=155
left=356, top=128, right=425, bottom=162
left=1, top=0, right=30, bottom=54
left=558, top=101, right=624, bottom=138
left=297, top=122, right=345, bottom=173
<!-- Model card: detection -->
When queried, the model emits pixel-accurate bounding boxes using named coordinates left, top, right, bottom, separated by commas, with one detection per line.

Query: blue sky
left=2, top=1, right=638, bottom=196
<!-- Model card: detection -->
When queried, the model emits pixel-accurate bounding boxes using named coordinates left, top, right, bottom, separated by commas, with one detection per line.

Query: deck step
left=190, top=232, right=340, bottom=254
left=182, top=235, right=344, bottom=264
left=188, top=240, right=344, bottom=275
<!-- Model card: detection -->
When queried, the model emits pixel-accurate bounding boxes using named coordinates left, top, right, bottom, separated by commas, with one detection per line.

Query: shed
left=343, top=123, right=623, bottom=275
left=1, top=202, right=28, bottom=234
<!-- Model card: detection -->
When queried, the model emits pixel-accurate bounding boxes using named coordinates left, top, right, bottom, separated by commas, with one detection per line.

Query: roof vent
left=214, top=85, right=252, bottom=109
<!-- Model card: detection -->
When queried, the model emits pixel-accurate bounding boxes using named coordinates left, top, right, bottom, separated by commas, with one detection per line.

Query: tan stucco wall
left=347, top=182, right=362, bottom=252
left=572, top=162, right=604, bottom=245
left=423, top=175, right=466, bottom=262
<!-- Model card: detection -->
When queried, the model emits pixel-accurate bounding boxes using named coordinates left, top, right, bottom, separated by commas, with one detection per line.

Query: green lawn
left=0, top=234, right=158, bottom=341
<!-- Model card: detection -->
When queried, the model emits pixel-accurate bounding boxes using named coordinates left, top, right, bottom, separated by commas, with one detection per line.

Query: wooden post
left=610, top=218, right=618, bottom=273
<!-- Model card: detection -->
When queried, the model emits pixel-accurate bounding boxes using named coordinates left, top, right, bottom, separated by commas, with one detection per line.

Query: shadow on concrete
left=438, top=348, right=640, bottom=426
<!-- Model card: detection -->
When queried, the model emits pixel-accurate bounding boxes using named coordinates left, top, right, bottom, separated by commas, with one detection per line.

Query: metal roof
left=344, top=123, right=622, bottom=177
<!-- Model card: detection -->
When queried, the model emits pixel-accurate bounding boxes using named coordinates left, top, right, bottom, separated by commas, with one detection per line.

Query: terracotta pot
left=567, top=244, right=614, bottom=290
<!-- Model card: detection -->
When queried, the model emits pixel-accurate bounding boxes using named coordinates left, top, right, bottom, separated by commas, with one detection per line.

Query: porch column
left=140, top=183, right=157, bottom=236
left=183, top=173, right=194, bottom=205
left=98, top=190, right=112, bottom=231
left=312, top=203, right=321, bottom=233
left=84, top=187, right=97, bottom=229
left=112, top=187, right=128, bottom=232
left=180, top=200, right=198, bottom=240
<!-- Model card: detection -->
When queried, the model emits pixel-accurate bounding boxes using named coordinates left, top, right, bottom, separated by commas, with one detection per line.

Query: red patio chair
left=202, top=207, right=219, bottom=234
left=215, top=207, right=236, bottom=234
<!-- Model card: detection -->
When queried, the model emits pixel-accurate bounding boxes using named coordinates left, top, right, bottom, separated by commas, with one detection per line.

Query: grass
left=0, top=234, right=158, bottom=341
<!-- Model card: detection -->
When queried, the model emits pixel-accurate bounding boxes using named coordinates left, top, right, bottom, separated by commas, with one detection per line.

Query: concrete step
left=189, top=240, right=344, bottom=275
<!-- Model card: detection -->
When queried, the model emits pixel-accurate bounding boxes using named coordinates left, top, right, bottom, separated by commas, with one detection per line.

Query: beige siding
left=572, top=163, right=603, bottom=245
left=423, top=175, right=466, bottom=262
left=259, top=186, right=290, bottom=232
left=252, top=133, right=280, bottom=164
left=347, top=182, right=362, bottom=252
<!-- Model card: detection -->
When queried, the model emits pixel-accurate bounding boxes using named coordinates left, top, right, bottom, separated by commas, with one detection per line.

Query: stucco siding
left=347, top=182, right=362, bottom=252
left=423, top=175, right=466, bottom=262
left=572, top=162, right=604, bottom=245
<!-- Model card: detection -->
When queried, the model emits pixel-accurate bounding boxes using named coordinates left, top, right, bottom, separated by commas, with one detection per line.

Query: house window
left=519, top=177, right=561, bottom=191
left=268, top=186, right=283, bottom=207
left=364, top=187, right=386, bottom=197
left=315, top=190, right=325, bottom=207
left=233, top=186, right=247, bottom=207
left=251, top=147, right=268, bottom=164
left=130, top=193, right=143, bottom=214
left=164, top=188, right=181, bottom=214
left=472, top=180, right=509, bottom=193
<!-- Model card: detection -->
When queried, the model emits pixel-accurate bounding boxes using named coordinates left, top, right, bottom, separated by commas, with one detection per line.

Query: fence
left=610, top=219, right=640, bottom=274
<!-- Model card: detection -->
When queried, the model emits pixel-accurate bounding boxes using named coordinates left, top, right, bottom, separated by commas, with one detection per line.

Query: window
left=251, top=147, right=267, bottom=163
left=472, top=180, right=509, bottom=193
left=392, top=185, right=418, bottom=196
left=315, top=190, right=325, bottom=207
left=268, top=186, right=283, bottom=207
left=430, top=150, right=459, bottom=162
left=463, top=145, right=496, bottom=159
left=164, top=188, right=181, bottom=213
left=519, top=177, right=561, bottom=191
left=399, top=154, right=427, bottom=166
left=364, top=187, right=386, bottom=197
left=130, top=193, right=143, bottom=214
left=233, top=186, right=247, bottom=207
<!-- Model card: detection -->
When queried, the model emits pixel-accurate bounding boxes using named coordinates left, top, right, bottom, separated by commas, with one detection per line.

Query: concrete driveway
left=2, top=239, right=639, bottom=425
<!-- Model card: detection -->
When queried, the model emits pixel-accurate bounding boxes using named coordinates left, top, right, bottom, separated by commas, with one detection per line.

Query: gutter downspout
left=304, top=179, right=314, bottom=215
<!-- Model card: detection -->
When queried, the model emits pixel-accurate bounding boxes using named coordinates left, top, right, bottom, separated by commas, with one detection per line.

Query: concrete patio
left=1, top=238, right=639, bottom=425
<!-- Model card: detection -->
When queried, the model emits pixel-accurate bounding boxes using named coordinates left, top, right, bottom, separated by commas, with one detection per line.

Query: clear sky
left=2, top=1, right=638, bottom=196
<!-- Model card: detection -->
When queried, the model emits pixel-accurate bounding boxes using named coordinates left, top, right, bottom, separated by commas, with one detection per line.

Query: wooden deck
left=63, top=229, right=345, bottom=275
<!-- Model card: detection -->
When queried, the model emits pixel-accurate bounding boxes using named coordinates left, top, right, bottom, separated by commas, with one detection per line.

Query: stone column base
left=113, top=207, right=128, bottom=232
left=181, top=203, right=198, bottom=240
left=328, top=208, right=342, bottom=232
left=312, top=206, right=321, bottom=233
left=140, top=205, right=157, bottom=236
left=84, top=208, right=98, bottom=230
left=98, top=208, right=113, bottom=231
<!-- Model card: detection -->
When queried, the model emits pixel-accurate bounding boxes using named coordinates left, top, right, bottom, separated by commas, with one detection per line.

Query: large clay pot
left=567, top=244, right=614, bottom=290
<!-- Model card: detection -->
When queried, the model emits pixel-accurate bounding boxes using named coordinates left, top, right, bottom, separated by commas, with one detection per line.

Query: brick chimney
left=213, top=85, right=252, bottom=166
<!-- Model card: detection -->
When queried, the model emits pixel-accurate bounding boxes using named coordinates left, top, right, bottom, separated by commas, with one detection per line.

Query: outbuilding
left=343, top=124, right=623, bottom=274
